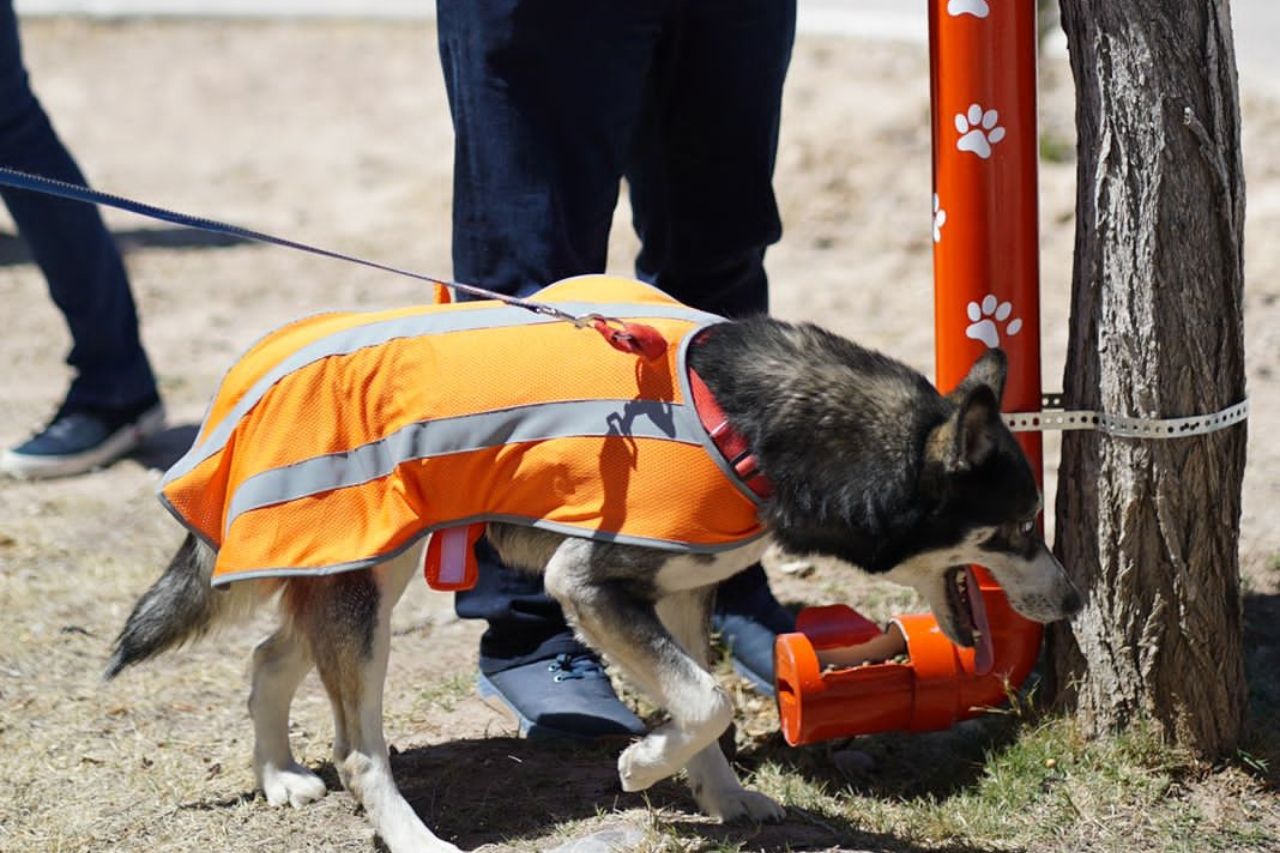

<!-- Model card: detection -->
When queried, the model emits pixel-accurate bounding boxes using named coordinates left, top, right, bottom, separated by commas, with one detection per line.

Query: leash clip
left=575, top=314, right=669, bottom=361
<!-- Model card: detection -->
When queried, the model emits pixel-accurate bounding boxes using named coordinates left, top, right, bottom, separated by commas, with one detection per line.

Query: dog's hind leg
left=249, top=625, right=327, bottom=808
left=657, top=590, right=784, bottom=823
left=295, top=549, right=459, bottom=853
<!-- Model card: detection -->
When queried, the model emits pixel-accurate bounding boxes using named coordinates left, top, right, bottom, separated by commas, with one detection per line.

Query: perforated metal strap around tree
left=1002, top=394, right=1249, bottom=439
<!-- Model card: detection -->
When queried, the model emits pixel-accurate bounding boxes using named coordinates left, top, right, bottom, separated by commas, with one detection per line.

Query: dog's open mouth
left=945, top=566, right=994, bottom=674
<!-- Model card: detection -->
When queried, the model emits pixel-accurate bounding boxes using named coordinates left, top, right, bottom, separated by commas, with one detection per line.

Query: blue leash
left=0, top=165, right=671, bottom=357
left=0, top=165, right=578, bottom=323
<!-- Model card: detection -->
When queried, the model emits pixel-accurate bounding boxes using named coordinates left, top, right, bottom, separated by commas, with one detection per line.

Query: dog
left=105, top=277, right=1081, bottom=852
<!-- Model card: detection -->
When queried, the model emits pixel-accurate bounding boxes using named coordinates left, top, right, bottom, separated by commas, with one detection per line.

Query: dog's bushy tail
left=105, top=534, right=265, bottom=679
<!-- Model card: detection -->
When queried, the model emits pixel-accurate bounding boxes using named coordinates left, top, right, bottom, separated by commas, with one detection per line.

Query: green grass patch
left=715, top=710, right=1278, bottom=852
left=1039, top=132, right=1074, bottom=164
left=416, top=671, right=474, bottom=713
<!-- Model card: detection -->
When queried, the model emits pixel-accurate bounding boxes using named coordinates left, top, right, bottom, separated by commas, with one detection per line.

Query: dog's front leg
left=657, top=590, right=785, bottom=822
left=544, top=542, right=774, bottom=817
left=300, top=550, right=460, bottom=853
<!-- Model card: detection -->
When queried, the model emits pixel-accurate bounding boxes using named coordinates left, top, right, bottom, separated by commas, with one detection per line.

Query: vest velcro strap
left=423, top=524, right=484, bottom=591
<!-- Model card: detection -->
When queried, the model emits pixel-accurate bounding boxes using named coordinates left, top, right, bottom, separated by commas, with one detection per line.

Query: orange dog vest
left=160, top=276, right=767, bottom=587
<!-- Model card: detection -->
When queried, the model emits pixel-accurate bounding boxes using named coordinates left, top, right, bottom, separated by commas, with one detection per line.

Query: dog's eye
left=1019, top=520, right=1036, bottom=535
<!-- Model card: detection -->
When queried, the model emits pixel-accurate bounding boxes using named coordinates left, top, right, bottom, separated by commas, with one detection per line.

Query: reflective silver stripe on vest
left=162, top=299, right=721, bottom=488
left=222, top=397, right=699, bottom=533
left=206, top=513, right=768, bottom=588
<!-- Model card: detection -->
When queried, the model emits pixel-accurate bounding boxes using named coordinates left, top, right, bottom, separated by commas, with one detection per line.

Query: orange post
left=775, top=0, right=1044, bottom=746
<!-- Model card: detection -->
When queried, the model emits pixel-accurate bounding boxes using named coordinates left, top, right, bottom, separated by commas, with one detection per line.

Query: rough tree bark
left=1048, top=1, right=1248, bottom=757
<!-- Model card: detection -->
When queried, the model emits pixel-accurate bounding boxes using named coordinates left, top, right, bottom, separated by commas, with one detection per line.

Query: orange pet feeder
left=775, top=0, right=1046, bottom=746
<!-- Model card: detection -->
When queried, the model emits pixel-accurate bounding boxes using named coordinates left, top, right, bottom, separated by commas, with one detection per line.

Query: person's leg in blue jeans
left=625, top=0, right=798, bottom=693
left=436, top=0, right=794, bottom=738
left=0, top=0, right=162, bottom=478
left=438, top=0, right=664, bottom=740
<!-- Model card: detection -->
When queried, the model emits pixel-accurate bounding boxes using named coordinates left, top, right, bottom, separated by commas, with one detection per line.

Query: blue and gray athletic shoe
left=1, top=393, right=164, bottom=479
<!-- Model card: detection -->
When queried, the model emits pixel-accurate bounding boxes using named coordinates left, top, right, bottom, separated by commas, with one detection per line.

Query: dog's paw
left=698, top=786, right=786, bottom=824
left=260, top=762, right=328, bottom=808
left=617, top=737, right=679, bottom=792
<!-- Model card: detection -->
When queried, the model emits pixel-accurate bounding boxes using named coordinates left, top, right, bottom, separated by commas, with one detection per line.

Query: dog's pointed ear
left=927, top=382, right=1002, bottom=477
left=951, top=383, right=1000, bottom=472
left=948, top=348, right=1008, bottom=406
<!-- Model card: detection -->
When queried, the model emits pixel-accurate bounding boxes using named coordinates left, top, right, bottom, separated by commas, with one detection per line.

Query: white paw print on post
left=965, top=295, right=1022, bottom=348
left=948, top=0, right=990, bottom=18
left=955, top=104, right=1006, bottom=159
left=933, top=194, right=947, bottom=243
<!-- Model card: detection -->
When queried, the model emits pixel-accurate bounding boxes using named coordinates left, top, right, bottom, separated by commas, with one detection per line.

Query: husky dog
left=106, top=317, right=1080, bottom=853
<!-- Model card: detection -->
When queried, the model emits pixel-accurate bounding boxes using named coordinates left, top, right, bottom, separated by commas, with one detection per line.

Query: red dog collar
left=687, top=368, right=772, bottom=500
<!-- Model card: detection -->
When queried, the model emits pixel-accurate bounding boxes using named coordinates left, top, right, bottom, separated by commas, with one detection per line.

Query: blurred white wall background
left=12, top=0, right=1278, bottom=85
left=12, top=0, right=922, bottom=36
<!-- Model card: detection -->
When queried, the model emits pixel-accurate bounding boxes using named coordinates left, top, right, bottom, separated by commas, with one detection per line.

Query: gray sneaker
left=1, top=394, right=165, bottom=479
left=477, top=652, right=646, bottom=742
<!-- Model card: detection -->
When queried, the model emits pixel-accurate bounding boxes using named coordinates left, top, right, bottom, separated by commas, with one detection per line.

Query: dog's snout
left=1060, top=589, right=1082, bottom=617
left=1061, top=583, right=1083, bottom=617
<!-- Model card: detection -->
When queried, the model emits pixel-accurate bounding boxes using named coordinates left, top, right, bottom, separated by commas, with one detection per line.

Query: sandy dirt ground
left=0, top=19, right=1277, bottom=852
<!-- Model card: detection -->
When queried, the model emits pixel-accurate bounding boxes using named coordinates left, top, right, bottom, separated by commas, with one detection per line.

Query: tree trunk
left=1048, top=1, right=1248, bottom=757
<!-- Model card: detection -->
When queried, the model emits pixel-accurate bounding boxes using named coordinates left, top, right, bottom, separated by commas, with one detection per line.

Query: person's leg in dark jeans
left=436, top=0, right=798, bottom=736
left=625, top=0, right=798, bottom=691
left=437, top=0, right=667, bottom=739
left=0, top=0, right=161, bottom=478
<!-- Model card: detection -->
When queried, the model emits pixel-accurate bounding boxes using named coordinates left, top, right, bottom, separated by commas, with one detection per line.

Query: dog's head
left=732, top=322, right=1083, bottom=650
left=762, top=340, right=1085, bottom=650
left=882, top=349, right=1082, bottom=648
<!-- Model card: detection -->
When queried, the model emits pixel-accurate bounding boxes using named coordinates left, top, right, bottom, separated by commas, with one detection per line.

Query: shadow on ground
left=386, top=735, right=995, bottom=852
left=0, top=227, right=246, bottom=266
left=1242, top=592, right=1280, bottom=789
left=131, top=424, right=199, bottom=472
left=740, top=704, right=1026, bottom=817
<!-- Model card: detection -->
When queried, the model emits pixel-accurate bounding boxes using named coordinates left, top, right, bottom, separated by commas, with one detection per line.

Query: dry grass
left=1, top=18, right=1279, bottom=852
